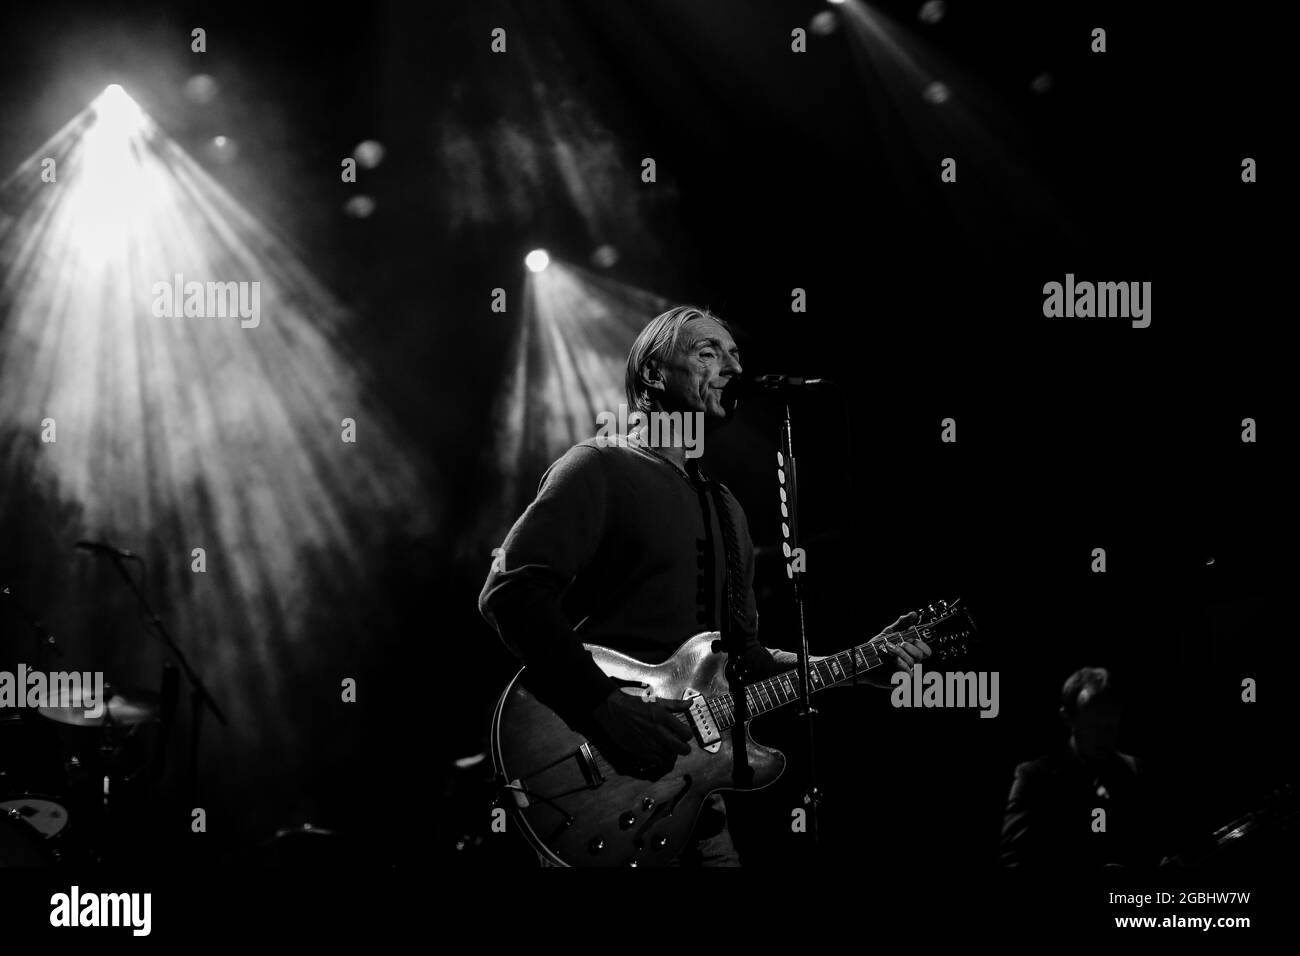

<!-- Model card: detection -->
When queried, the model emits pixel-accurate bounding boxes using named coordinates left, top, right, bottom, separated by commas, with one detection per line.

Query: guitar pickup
left=687, top=698, right=720, bottom=747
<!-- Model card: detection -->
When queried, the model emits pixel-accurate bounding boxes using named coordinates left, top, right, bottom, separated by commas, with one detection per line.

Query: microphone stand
left=102, top=552, right=228, bottom=804
left=779, top=400, right=822, bottom=853
left=0, top=583, right=63, bottom=668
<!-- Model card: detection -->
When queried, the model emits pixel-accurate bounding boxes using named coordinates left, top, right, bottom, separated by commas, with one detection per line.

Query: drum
left=0, top=794, right=71, bottom=839
left=0, top=795, right=73, bottom=864
left=0, top=802, right=56, bottom=865
left=0, top=713, right=74, bottom=864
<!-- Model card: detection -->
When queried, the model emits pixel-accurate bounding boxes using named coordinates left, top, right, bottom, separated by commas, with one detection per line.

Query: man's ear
left=639, top=360, right=665, bottom=394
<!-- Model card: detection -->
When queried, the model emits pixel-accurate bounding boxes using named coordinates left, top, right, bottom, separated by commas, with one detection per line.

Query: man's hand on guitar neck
left=589, top=690, right=694, bottom=779
left=765, top=610, right=930, bottom=689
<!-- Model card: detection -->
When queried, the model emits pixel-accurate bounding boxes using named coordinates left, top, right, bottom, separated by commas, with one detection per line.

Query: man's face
left=1069, top=690, right=1121, bottom=760
left=649, top=317, right=742, bottom=420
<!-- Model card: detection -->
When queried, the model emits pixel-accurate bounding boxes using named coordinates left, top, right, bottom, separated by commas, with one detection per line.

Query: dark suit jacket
left=1000, top=745, right=1164, bottom=867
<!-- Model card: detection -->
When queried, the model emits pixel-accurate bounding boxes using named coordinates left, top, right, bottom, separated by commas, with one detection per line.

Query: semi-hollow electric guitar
left=491, top=599, right=976, bottom=867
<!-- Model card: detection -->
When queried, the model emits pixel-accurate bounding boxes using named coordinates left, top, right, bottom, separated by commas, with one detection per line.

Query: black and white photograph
left=0, top=0, right=1290, bottom=939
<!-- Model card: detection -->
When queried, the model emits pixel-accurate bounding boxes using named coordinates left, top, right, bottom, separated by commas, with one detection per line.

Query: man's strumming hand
left=589, top=689, right=693, bottom=779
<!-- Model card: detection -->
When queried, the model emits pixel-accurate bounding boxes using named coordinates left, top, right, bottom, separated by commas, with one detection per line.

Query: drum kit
left=2, top=550, right=219, bottom=867
left=0, top=683, right=162, bottom=866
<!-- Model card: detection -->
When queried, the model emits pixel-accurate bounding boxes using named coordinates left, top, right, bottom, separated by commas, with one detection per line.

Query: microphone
left=75, top=540, right=137, bottom=560
left=722, top=374, right=836, bottom=402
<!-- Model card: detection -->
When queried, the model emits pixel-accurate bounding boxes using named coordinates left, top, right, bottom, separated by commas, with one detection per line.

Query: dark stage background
left=0, top=0, right=1291, bottom=884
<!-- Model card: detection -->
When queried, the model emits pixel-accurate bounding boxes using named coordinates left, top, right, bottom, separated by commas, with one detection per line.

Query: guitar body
left=490, top=600, right=976, bottom=866
left=491, top=632, right=785, bottom=867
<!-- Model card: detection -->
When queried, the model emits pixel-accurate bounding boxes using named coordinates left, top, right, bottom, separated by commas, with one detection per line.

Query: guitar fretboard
left=702, top=628, right=914, bottom=732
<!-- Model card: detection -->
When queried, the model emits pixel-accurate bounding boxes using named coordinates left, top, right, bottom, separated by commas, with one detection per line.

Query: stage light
left=1030, top=72, right=1054, bottom=95
left=810, top=11, right=839, bottom=35
left=77, top=84, right=153, bottom=250
left=918, top=1, right=947, bottom=25
left=353, top=140, right=385, bottom=170
left=0, top=86, right=437, bottom=769
left=91, top=84, right=144, bottom=137
left=208, top=135, right=240, bottom=163
left=184, top=74, right=219, bottom=104
left=832, top=0, right=1073, bottom=254
left=827, top=0, right=846, bottom=5
left=343, top=194, right=377, bottom=218
left=525, top=249, right=550, bottom=272
left=922, top=80, right=951, bottom=104
left=591, top=244, right=619, bottom=268
left=476, top=257, right=670, bottom=550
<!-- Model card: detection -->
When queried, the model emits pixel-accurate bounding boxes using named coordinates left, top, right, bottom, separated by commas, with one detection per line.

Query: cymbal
left=38, top=687, right=159, bottom=728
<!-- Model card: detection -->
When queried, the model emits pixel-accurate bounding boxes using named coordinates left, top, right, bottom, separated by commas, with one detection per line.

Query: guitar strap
left=707, top=481, right=747, bottom=650
left=686, top=463, right=746, bottom=644
left=686, top=462, right=718, bottom=635
left=700, top=470, right=754, bottom=784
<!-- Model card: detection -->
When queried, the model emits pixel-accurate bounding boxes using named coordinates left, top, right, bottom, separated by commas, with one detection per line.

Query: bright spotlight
left=525, top=249, right=550, bottom=272
left=92, top=84, right=144, bottom=136
left=0, top=82, right=436, bottom=782
left=827, top=0, right=846, bottom=5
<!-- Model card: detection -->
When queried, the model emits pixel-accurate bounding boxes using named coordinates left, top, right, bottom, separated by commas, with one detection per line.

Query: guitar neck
left=709, top=629, right=913, bottom=726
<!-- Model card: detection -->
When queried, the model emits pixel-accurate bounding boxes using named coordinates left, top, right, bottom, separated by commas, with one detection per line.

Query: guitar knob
left=625, top=860, right=639, bottom=867
left=654, top=836, right=669, bottom=851
left=642, top=796, right=655, bottom=810
left=619, top=812, right=636, bottom=829
left=588, top=836, right=605, bottom=854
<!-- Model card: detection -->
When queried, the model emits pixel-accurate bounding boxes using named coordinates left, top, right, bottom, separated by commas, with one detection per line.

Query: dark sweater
left=479, top=436, right=782, bottom=724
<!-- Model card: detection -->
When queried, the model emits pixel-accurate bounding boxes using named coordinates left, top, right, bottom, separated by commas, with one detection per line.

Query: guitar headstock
left=912, top=598, right=977, bottom=664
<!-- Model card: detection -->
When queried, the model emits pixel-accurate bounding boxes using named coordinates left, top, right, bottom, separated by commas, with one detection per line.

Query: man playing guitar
left=479, top=305, right=931, bottom=865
